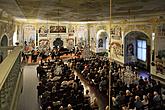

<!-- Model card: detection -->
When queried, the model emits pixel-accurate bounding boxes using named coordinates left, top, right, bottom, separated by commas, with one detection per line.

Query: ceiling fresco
left=0, top=0, right=164, bottom=22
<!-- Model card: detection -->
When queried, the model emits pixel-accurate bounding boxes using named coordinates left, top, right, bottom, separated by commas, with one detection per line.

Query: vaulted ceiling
left=0, top=0, right=165, bottom=22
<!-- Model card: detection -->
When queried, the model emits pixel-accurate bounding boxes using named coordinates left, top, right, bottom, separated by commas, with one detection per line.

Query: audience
left=71, top=57, right=164, bottom=110
left=37, top=57, right=99, bottom=110
left=36, top=49, right=164, bottom=110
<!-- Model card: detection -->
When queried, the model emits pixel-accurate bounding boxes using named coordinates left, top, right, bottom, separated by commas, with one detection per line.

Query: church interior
left=0, top=0, right=165, bottom=110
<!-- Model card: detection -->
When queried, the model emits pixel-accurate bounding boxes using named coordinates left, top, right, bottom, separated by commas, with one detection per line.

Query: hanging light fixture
left=57, top=0, right=61, bottom=38
left=57, top=8, right=60, bottom=38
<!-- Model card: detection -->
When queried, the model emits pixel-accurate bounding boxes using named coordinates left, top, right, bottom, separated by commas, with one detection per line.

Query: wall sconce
left=121, top=31, right=124, bottom=43
left=152, top=33, right=155, bottom=41
left=152, top=33, right=155, bottom=50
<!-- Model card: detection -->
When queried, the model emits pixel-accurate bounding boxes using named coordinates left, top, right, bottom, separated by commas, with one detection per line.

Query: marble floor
left=17, top=65, right=40, bottom=110
left=17, top=64, right=108, bottom=110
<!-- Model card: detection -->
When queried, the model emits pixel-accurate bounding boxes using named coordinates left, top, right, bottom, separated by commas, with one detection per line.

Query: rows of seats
left=71, top=57, right=109, bottom=97
left=36, top=58, right=99, bottom=110
left=110, top=61, right=165, bottom=110
left=70, top=57, right=165, bottom=110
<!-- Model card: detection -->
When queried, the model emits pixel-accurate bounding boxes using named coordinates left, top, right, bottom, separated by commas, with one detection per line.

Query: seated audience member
left=134, top=96, right=143, bottom=110
left=36, top=64, right=42, bottom=77
left=37, top=58, right=95, bottom=110
left=67, top=104, right=72, bottom=110
left=37, top=82, right=45, bottom=99
left=105, top=105, right=109, bottom=110
left=59, top=106, right=64, bottom=110
left=46, top=106, right=52, bottom=110
left=142, top=95, right=149, bottom=110
left=91, top=97, right=98, bottom=110
left=153, top=91, right=161, bottom=110
left=162, top=91, right=165, bottom=109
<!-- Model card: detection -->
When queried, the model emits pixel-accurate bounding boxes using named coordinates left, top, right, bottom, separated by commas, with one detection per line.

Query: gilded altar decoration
left=110, top=42, right=123, bottom=57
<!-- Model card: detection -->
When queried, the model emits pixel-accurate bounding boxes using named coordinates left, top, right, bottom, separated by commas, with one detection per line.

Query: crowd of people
left=68, top=57, right=165, bottom=110
left=110, top=62, right=165, bottom=110
left=36, top=57, right=101, bottom=110
left=35, top=46, right=165, bottom=110
left=71, top=57, right=110, bottom=96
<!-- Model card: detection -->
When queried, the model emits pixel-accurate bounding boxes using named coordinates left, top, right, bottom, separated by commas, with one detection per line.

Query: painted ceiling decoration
left=0, top=0, right=164, bottom=22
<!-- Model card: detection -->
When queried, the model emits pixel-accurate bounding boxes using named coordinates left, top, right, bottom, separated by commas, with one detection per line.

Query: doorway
left=1, top=35, right=8, bottom=46
left=0, top=35, right=8, bottom=63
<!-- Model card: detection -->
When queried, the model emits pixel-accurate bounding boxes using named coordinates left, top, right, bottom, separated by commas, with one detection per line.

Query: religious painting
left=156, top=50, right=165, bottom=74
left=39, top=33, right=47, bottom=37
left=50, top=26, right=66, bottom=33
left=110, top=42, right=123, bottom=57
left=38, top=25, right=48, bottom=38
left=38, top=25, right=49, bottom=34
left=39, top=39, right=50, bottom=51
left=68, top=26, right=74, bottom=33
left=67, top=38, right=74, bottom=49
left=127, top=43, right=134, bottom=56
left=98, top=38, right=103, bottom=48
left=156, top=24, right=165, bottom=74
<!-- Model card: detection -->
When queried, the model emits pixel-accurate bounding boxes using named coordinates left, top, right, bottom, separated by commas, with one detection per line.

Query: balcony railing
left=0, top=46, right=23, bottom=110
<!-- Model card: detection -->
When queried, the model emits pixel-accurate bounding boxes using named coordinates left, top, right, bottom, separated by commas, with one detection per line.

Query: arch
left=96, top=29, right=109, bottom=53
left=124, top=31, right=151, bottom=72
left=1, top=34, right=8, bottom=46
left=0, top=34, right=8, bottom=63
left=124, top=31, right=150, bottom=41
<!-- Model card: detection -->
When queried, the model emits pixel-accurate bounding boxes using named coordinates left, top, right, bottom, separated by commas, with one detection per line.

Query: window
left=137, top=40, right=146, bottom=61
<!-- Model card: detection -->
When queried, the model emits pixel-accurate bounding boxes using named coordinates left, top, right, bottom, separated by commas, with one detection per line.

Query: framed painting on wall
left=50, top=26, right=66, bottom=33
left=38, top=25, right=49, bottom=34
left=39, top=39, right=50, bottom=51
left=67, top=38, right=74, bottom=49
left=68, top=26, right=74, bottom=33
left=39, top=33, right=47, bottom=37
left=98, top=38, right=103, bottom=48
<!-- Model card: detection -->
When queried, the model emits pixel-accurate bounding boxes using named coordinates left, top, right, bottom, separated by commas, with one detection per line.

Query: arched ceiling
left=0, top=0, right=164, bottom=22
